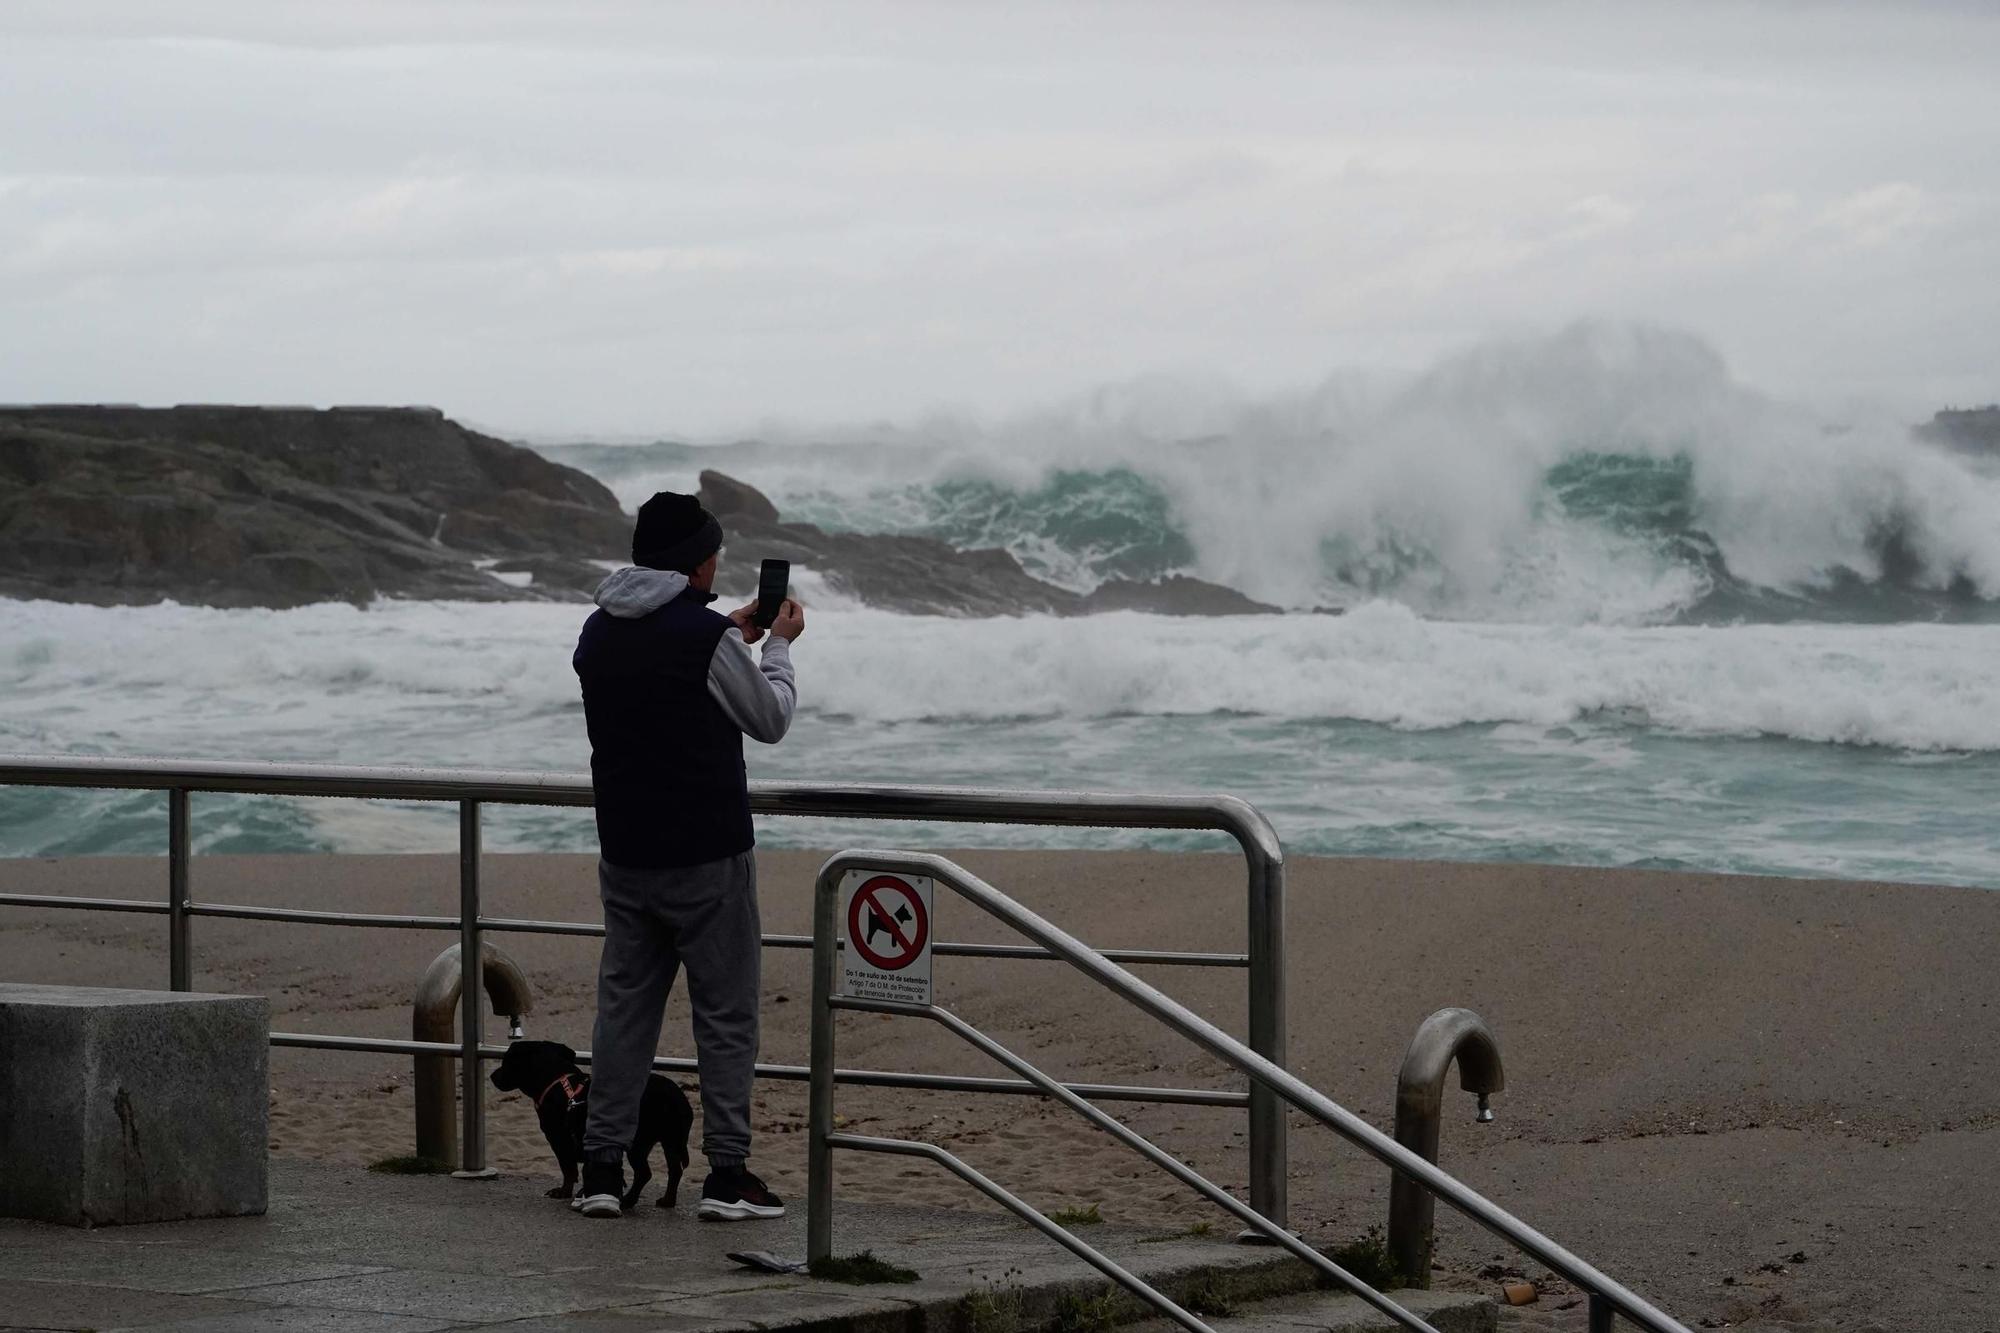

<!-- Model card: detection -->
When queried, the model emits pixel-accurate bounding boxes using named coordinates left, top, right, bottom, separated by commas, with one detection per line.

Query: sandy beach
left=3, top=848, right=1995, bottom=1332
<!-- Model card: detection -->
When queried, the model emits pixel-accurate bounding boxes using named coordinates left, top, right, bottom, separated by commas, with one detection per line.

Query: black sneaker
left=697, top=1166, right=785, bottom=1221
left=574, top=1160, right=625, bottom=1218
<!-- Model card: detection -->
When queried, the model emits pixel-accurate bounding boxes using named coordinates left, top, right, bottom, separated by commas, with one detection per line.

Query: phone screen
left=753, top=559, right=790, bottom=628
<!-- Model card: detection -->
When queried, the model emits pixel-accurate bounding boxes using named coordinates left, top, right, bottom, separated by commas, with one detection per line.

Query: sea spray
left=540, top=322, right=2000, bottom=624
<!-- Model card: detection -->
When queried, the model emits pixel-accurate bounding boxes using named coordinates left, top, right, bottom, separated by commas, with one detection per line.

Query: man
left=570, top=490, right=803, bottom=1221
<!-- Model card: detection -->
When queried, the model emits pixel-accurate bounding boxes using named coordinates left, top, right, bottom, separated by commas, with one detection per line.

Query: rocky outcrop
left=698, top=469, right=782, bottom=525
left=1918, top=406, right=2000, bottom=455
left=0, top=405, right=627, bottom=607
left=1079, top=575, right=1279, bottom=616
left=0, top=406, right=1278, bottom=615
left=696, top=470, right=1279, bottom=617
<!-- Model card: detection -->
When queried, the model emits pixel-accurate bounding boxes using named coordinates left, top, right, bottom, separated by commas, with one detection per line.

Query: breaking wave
left=6, top=589, right=1996, bottom=877
left=6, top=597, right=1997, bottom=755
left=541, top=322, right=2000, bottom=626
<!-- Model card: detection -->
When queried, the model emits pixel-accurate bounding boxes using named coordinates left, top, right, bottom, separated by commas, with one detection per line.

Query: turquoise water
left=3, top=598, right=1994, bottom=887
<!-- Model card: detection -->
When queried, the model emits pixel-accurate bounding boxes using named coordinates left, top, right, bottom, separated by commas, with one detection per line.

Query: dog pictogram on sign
left=839, top=871, right=933, bottom=1004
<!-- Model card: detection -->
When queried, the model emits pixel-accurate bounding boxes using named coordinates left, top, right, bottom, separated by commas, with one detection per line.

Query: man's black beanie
left=632, top=491, right=724, bottom=573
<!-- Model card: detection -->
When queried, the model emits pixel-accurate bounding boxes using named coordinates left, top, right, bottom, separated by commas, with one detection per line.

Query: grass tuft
left=1139, top=1219, right=1216, bottom=1244
left=1053, top=1287, right=1120, bottom=1333
left=1182, top=1275, right=1235, bottom=1318
left=961, top=1284, right=1024, bottom=1333
left=808, top=1250, right=920, bottom=1285
left=366, top=1155, right=453, bottom=1175
left=1046, top=1203, right=1104, bottom=1227
left=1326, top=1225, right=1405, bottom=1291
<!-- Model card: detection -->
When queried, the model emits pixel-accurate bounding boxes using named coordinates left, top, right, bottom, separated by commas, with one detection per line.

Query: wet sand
left=3, top=849, right=1995, bottom=1331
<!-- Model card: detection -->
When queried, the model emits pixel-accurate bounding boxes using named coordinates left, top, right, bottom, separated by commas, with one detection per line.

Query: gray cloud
left=1, top=1, right=1995, bottom=434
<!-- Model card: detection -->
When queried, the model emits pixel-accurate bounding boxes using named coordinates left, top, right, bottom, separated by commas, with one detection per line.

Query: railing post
left=451, top=799, right=496, bottom=1179
left=807, top=863, right=839, bottom=1264
left=1246, top=848, right=1288, bottom=1228
left=168, top=787, right=191, bottom=991
left=1589, top=1293, right=1614, bottom=1332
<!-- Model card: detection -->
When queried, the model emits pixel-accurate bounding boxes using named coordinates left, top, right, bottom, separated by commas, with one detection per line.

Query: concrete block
left=0, top=982, right=268, bottom=1226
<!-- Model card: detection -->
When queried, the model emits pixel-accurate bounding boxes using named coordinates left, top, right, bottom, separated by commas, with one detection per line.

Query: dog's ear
left=557, top=1043, right=577, bottom=1065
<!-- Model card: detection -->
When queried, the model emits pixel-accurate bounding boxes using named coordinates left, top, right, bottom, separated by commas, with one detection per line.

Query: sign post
left=838, top=870, right=933, bottom=1006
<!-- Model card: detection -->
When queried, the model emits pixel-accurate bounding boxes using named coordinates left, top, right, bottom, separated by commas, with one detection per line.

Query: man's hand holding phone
left=769, top=598, right=805, bottom=642
left=728, top=597, right=803, bottom=643
left=726, top=601, right=765, bottom=644
left=731, top=557, right=802, bottom=644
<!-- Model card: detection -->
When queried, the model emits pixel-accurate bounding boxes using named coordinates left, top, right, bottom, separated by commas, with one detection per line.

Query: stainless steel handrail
left=827, top=1131, right=1215, bottom=1333
left=0, top=754, right=1286, bottom=1218
left=0, top=758, right=1285, bottom=860
left=832, top=995, right=1441, bottom=1333
left=260, top=1031, right=1245, bottom=1105
left=0, top=891, right=1241, bottom=968
left=807, top=849, right=1692, bottom=1333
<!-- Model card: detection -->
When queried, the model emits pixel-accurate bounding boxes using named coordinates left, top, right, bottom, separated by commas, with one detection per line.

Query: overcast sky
left=1, top=2, right=1994, bottom=437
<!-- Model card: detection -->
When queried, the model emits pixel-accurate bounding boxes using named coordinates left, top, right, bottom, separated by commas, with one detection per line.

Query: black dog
left=489, top=1039, right=692, bottom=1211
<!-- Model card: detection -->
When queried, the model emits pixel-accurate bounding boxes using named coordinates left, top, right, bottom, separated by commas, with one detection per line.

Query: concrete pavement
left=0, top=1159, right=1493, bottom=1333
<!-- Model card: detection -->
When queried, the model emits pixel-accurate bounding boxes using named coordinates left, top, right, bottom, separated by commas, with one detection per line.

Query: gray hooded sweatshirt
left=591, top=566, right=797, bottom=743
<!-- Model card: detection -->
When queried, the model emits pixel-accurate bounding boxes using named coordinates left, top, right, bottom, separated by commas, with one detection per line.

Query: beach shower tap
left=411, top=942, right=535, bottom=1171
left=1387, top=1007, right=1506, bottom=1288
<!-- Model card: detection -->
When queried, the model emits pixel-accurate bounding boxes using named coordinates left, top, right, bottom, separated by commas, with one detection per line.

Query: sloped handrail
left=807, top=849, right=1690, bottom=1333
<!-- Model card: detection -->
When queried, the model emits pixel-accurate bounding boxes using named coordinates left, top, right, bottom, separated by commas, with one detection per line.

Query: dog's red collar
left=536, top=1072, right=588, bottom=1109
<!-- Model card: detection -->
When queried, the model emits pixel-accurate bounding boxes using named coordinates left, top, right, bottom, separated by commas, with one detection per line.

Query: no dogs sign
left=839, top=870, right=933, bottom=1005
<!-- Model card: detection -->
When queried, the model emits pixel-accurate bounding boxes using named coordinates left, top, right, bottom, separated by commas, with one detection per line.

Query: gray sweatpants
left=583, top=851, right=760, bottom=1169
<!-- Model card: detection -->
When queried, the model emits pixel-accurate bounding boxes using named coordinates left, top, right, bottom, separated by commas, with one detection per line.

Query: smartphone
left=752, top=559, right=790, bottom=629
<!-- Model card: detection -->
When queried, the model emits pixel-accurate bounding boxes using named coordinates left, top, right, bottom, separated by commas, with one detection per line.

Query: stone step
left=1131, top=1287, right=1496, bottom=1333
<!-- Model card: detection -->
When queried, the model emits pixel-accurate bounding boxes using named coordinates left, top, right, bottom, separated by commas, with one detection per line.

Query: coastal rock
left=1079, top=575, right=1281, bottom=616
left=0, top=409, right=1280, bottom=617
left=1917, top=405, right=2000, bottom=455
left=0, top=405, right=626, bottom=607
left=696, top=469, right=782, bottom=524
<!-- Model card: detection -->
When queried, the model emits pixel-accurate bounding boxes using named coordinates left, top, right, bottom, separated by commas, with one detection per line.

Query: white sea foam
left=803, top=602, right=2000, bottom=751
left=5, top=596, right=1997, bottom=881
left=783, top=565, right=866, bottom=613
left=557, top=323, right=2000, bottom=623
left=5, top=596, right=1997, bottom=755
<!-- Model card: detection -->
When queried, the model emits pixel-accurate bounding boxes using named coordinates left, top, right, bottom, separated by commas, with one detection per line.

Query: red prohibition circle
left=847, top=875, right=930, bottom=971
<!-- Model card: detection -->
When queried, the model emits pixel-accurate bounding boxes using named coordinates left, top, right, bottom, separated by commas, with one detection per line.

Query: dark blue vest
left=573, top=590, right=753, bottom=869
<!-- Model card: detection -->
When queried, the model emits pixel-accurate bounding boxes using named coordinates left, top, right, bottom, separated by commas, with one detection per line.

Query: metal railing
left=0, top=754, right=1287, bottom=1220
left=807, top=849, right=1692, bottom=1333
